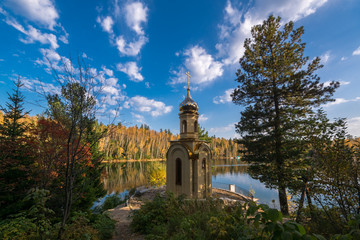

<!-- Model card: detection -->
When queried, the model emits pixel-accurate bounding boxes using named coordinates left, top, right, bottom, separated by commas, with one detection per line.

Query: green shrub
left=300, top=206, right=346, bottom=237
left=0, top=188, right=56, bottom=240
left=131, top=193, right=327, bottom=240
left=131, top=193, right=169, bottom=236
left=90, top=213, right=116, bottom=240
left=61, top=212, right=100, bottom=240
left=102, top=194, right=124, bottom=211
left=0, top=216, right=39, bottom=240
left=60, top=211, right=116, bottom=240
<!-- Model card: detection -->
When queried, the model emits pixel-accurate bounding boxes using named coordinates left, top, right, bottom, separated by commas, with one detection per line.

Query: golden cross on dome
left=185, top=71, right=191, bottom=89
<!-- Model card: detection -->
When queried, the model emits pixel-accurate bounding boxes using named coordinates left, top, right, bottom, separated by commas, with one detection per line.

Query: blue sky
left=0, top=0, right=360, bottom=138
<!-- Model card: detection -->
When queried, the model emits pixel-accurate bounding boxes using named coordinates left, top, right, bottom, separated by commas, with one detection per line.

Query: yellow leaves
left=96, top=120, right=243, bottom=161
left=148, top=166, right=166, bottom=187
left=287, top=194, right=297, bottom=214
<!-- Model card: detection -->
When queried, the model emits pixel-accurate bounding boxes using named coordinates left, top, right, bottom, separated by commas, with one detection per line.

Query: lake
left=100, top=159, right=279, bottom=208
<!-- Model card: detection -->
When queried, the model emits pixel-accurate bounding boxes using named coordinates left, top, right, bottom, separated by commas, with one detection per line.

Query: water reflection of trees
left=103, top=161, right=166, bottom=193
left=103, top=159, right=248, bottom=194
left=212, top=159, right=248, bottom=176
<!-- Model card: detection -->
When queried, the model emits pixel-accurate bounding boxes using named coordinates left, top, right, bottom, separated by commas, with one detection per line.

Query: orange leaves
left=50, top=171, right=59, bottom=178
left=32, top=117, right=94, bottom=187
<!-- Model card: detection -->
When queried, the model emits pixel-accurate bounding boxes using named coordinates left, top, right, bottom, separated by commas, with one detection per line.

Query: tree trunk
left=306, top=186, right=315, bottom=220
left=272, top=74, right=289, bottom=216
left=296, top=181, right=307, bottom=222
left=278, top=184, right=289, bottom=216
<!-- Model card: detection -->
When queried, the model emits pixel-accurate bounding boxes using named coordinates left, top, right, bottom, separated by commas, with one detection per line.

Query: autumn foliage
left=31, top=118, right=95, bottom=190
left=99, top=123, right=242, bottom=161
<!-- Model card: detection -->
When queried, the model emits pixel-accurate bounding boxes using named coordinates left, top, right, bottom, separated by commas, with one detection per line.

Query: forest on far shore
left=0, top=111, right=242, bottom=161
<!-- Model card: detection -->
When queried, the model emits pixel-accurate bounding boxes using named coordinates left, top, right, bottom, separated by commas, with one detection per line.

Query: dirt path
left=107, top=186, right=165, bottom=240
left=107, top=204, right=144, bottom=240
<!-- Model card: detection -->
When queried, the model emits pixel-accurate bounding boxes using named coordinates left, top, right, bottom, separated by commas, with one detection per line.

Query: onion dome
left=179, top=87, right=198, bottom=113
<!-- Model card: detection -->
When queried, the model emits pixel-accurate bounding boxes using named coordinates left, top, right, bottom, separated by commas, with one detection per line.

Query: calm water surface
left=101, top=159, right=279, bottom=208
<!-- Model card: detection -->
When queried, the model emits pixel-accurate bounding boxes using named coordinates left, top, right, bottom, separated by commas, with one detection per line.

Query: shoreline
left=102, top=158, right=165, bottom=163
left=102, top=157, right=241, bottom=163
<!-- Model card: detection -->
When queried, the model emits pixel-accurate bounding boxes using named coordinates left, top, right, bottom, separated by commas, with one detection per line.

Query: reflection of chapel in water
left=166, top=72, right=212, bottom=198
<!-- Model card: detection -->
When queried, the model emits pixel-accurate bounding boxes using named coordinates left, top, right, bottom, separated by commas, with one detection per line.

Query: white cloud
left=324, top=97, right=360, bottom=107
left=353, top=46, right=360, bottom=56
left=172, top=46, right=224, bottom=85
left=81, top=52, right=93, bottom=61
left=39, top=48, right=60, bottom=61
left=102, top=66, right=113, bottom=77
left=173, top=0, right=324, bottom=83
left=253, top=0, right=328, bottom=22
left=209, top=123, right=235, bottom=133
left=213, top=88, right=233, bottom=104
left=209, top=122, right=240, bottom=139
left=21, top=25, right=58, bottom=49
left=58, top=34, right=67, bottom=44
left=58, top=25, right=68, bottom=44
left=348, top=117, right=360, bottom=137
left=35, top=48, right=69, bottom=72
left=34, top=49, right=125, bottom=108
left=339, top=81, right=351, bottom=86
left=198, top=114, right=208, bottom=123
left=217, top=0, right=328, bottom=65
left=341, top=56, right=347, bottom=61
left=324, top=98, right=350, bottom=107
left=223, top=1, right=242, bottom=27
left=5, top=18, right=58, bottom=49
left=117, top=62, right=144, bottom=82
left=97, top=16, right=114, bottom=34
left=21, top=77, right=61, bottom=95
left=4, top=0, right=59, bottom=30
left=131, top=112, right=146, bottom=124
left=100, top=95, right=124, bottom=106
left=109, top=109, right=119, bottom=117
left=323, top=80, right=350, bottom=87
left=96, top=72, right=126, bottom=106
left=115, top=35, right=148, bottom=56
left=0, top=59, right=4, bottom=62
left=145, top=82, right=150, bottom=88
left=95, top=1, right=149, bottom=57
left=124, top=96, right=173, bottom=117
left=102, top=77, right=121, bottom=95
left=124, top=2, right=148, bottom=35
left=320, top=51, right=331, bottom=64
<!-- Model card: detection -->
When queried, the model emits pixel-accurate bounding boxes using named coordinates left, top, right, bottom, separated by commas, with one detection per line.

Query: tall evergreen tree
left=0, top=77, right=29, bottom=139
left=232, top=15, right=338, bottom=215
left=0, top=77, right=35, bottom=218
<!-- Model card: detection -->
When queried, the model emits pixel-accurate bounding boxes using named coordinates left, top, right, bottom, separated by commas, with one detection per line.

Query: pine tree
left=0, top=77, right=29, bottom=139
left=0, top=77, right=35, bottom=218
left=232, top=15, right=338, bottom=215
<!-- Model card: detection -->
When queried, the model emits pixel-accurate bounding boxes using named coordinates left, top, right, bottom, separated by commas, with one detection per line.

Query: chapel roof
left=179, top=88, right=198, bottom=112
left=179, top=71, right=198, bottom=113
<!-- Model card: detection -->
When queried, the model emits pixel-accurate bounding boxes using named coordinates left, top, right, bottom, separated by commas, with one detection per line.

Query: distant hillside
left=98, top=123, right=242, bottom=160
left=0, top=111, right=242, bottom=160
